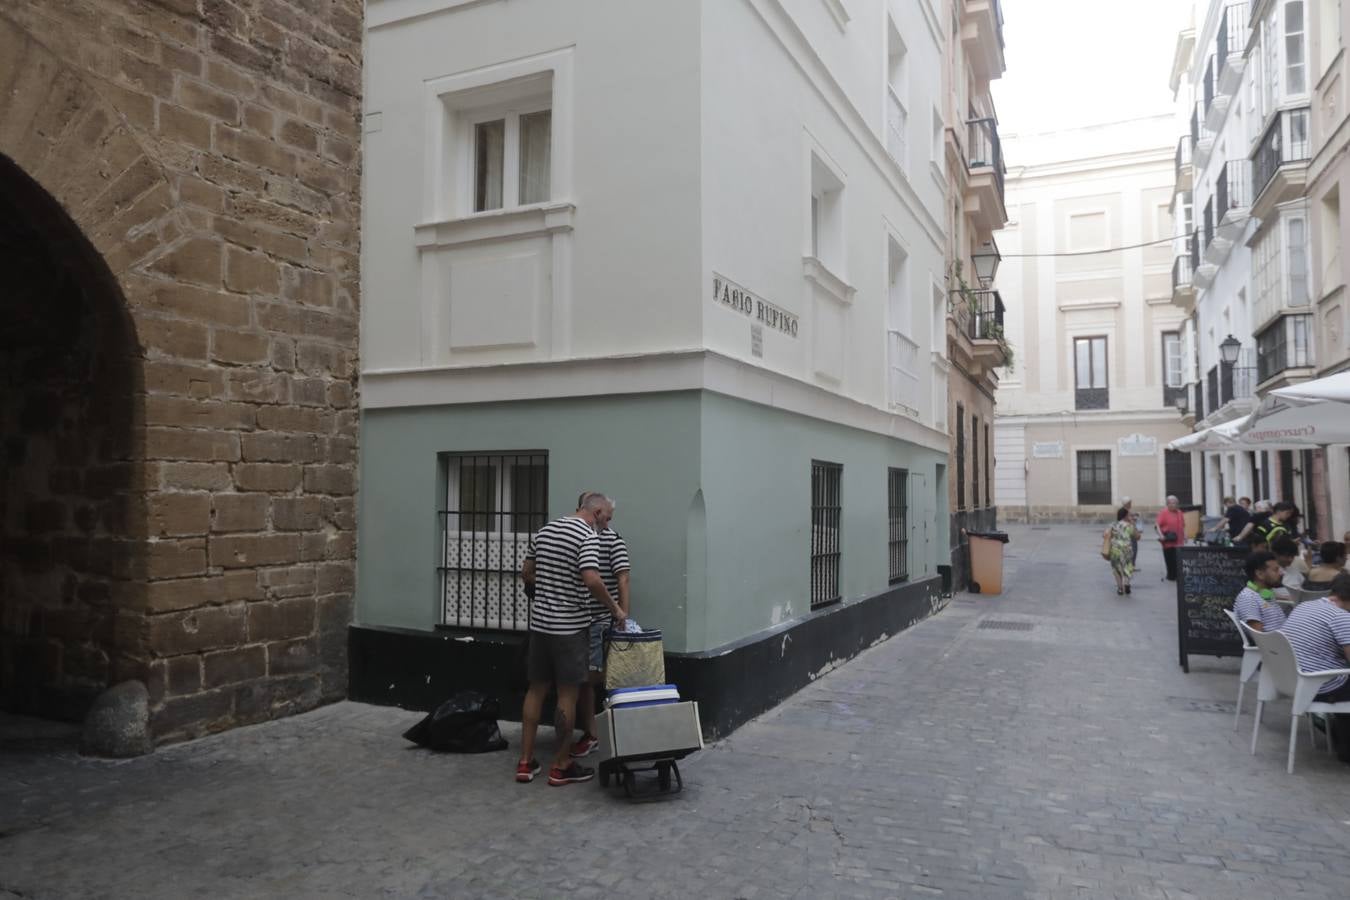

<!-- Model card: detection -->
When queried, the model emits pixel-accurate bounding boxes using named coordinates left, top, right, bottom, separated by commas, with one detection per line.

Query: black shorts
left=526, top=630, right=589, bottom=685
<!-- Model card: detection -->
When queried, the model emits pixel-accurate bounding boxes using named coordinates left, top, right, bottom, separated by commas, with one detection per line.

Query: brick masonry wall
left=0, top=0, right=361, bottom=743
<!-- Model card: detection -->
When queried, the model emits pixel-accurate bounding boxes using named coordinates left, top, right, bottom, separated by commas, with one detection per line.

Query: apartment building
left=994, top=118, right=1192, bottom=522
left=942, top=0, right=1010, bottom=587
left=1169, top=0, right=1341, bottom=536
left=356, top=0, right=987, bottom=735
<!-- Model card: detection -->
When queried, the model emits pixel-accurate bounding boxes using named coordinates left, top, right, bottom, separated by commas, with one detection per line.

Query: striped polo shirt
left=525, top=516, right=600, bottom=635
left=588, top=528, right=631, bottom=623
left=1232, top=584, right=1287, bottom=632
left=1280, top=598, right=1350, bottom=695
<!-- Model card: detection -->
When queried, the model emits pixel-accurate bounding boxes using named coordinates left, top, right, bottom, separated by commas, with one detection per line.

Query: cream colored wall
left=1013, top=418, right=1192, bottom=510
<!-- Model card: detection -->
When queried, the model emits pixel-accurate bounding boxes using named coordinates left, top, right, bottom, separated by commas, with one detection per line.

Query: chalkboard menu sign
left=1176, top=545, right=1247, bottom=672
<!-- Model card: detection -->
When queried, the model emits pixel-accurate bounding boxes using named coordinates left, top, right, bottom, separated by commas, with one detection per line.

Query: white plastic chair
left=1249, top=628, right=1350, bottom=774
left=1223, top=609, right=1262, bottom=731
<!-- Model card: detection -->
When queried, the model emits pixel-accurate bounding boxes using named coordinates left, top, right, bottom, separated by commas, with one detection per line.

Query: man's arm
left=617, top=570, right=631, bottom=618
left=521, top=558, right=535, bottom=586
left=1234, top=522, right=1255, bottom=543
left=581, top=569, right=624, bottom=626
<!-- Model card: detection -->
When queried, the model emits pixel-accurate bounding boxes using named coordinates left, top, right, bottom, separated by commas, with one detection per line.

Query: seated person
left=1270, top=536, right=1308, bottom=600
left=1233, top=551, right=1287, bottom=632
left=1278, top=573, right=1350, bottom=761
left=1304, top=541, right=1348, bottom=591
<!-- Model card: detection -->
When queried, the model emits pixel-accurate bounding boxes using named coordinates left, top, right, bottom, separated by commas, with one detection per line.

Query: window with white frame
left=809, top=154, right=845, bottom=271
left=439, top=452, right=549, bottom=631
left=1163, top=331, right=1183, bottom=389
left=1252, top=219, right=1282, bottom=327
left=442, top=72, right=554, bottom=216
left=886, top=17, right=908, bottom=169
left=1285, top=0, right=1307, bottom=94
left=1252, top=210, right=1311, bottom=327
left=886, top=237, right=918, bottom=411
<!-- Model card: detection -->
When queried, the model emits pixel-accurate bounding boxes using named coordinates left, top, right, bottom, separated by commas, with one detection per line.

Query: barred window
left=888, top=468, right=909, bottom=584
left=810, top=461, right=842, bottom=609
left=438, top=452, right=548, bottom=630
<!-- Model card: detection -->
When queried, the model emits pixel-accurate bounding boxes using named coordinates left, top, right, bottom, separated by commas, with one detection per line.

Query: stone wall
left=0, top=0, right=361, bottom=743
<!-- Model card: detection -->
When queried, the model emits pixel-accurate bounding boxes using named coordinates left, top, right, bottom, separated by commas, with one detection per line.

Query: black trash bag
left=402, top=690, right=508, bottom=753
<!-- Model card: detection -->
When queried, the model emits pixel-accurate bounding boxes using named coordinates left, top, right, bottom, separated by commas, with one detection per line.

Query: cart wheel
left=622, top=770, right=635, bottom=797
left=657, top=762, right=672, bottom=792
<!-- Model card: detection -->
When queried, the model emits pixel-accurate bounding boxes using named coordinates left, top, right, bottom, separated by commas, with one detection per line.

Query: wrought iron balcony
left=1202, top=199, right=1214, bottom=250
left=1203, top=57, right=1215, bottom=118
left=1216, top=3, right=1248, bottom=92
left=1206, top=365, right=1219, bottom=415
left=967, top=117, right=1005, bottom=206
left=1252, top=107, right=1311, bottom=208
left=1189, top=229, right=1200, bottom=272
left=1175, top=134, right=1193, bottom=192
left=1256, top=314, right=1314, bottom=383
left=1215, top=158, right=1250, bottom=223
left=965, top=289, right=1005, bottom=342
left=1192, top=381, right=1205, bottom=421
left=1172, top=252, right=1194, bottom=294
left=1220, top=364, right=1256, bottom=406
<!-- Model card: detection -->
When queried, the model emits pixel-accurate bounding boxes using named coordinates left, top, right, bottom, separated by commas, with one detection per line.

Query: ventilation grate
left=978, top=620, right=1033, bottom=632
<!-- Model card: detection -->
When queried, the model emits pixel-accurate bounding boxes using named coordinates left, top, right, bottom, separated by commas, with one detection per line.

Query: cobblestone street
left=4, top=524, right=1350, bottom=899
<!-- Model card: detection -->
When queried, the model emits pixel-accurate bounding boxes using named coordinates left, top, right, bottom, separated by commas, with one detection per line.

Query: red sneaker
left=570, top=734, right=599, bottom=758
left=548, top=762, right=595, bottom=786
left=515, top=759, right=541, bottom=783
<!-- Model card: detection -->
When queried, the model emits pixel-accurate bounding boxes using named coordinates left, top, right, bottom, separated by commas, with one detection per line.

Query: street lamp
left=971, top=240, right=1001, bottom=286
left=1219, top=334, right=1241, bottom=366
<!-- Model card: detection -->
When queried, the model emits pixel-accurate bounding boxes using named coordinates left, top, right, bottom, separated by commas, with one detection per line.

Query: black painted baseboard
left=349, top=576, right=944, bottom=740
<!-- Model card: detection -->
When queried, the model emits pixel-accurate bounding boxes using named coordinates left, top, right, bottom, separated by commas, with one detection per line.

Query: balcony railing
left=1216, top=3, right=1248, bottom=71
left=1203, top=199, right=1214, bottom=249
left=1203, top=57, right=1215, bottom=116
left=1190, top=106, right=1200, bottom=148
left=1172, top=253, right=1194, bottom=293
left=1175, top=134, right=1192, bottom=179
left=965, top=289, right=1005, bottom=341
left=1257, top=313, right=1314, bottom=383
left=1216, top=158, right=1250, bottom=221
left=1193, top=381, right=1205, bottom=420
left=1252, top=107, right=1311, bottom=203
left=1220, top=364, right=1256, bottom=405
left=1206, top=365, right=1219, bottom=414
left=967, top=117, right=1005, bottom=205
left=1189, top=228, right=1200, bottom=272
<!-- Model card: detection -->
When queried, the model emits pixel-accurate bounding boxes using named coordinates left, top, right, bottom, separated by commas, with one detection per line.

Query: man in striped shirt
left=1232, top=551, right=1287, bottom=633
left=517, top=493, right=625, bottom=786
left=1279, top=573, right=1350, bottom=761
left=571, top=492, right=632, bottom=758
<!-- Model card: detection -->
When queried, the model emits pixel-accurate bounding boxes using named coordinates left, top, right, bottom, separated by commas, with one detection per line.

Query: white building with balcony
left=1169, top=0, right=1322, bottom=520
left=354, top=0, right=974, bottom=735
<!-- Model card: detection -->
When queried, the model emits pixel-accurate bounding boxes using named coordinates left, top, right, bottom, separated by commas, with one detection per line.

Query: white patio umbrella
left=1234, top=388, right=1350, bottom=448
left=1271, top=371, right=1350, bottom=404
left=1166, top=419, right=1245, bottom=451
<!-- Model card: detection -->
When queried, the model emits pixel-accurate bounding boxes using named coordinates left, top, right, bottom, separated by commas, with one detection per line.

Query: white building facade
left=993, top=118, right=1192, bottom=522
left=356, top=0, right=977, bottom=733
left=1170, top=0, right=1338, bottom=532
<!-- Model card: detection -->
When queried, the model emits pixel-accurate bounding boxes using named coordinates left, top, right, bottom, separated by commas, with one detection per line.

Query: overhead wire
left=998, top=216, right=1254, bottom=258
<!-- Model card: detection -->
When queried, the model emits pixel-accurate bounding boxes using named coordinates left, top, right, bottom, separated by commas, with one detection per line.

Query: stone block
left=222, top=570, right=265, bottom=602
left=144, top=603, right=246, bottom=655
left=278, top=118, right=318, bottom=152
left=234, top=462, right=303, bottom=492
left=266, top=637, right=316, bottom=675
left=146, top=237, right=223, bottom=288
left=145, top=396, right=256, bottom=430
left=227, top=370, right=291, bottom=404
left=141, top=575, right=226, bottom=614
left=315, top=561, right=355, bottom=593
left=241, top=431, right=322, bottom=463
left=260, top=564, right=317, bottom=598
left=224, top=245, right=281, bottom=296
left=214, top=123, right=295, bottom=175
left=246, top=597, right=315, bottom=643
left=146, top=538, right=208, bottom=579
left=256, top=405, right=332, bottom=434
left=208, top=533, right=303, bottom=569
left=81, top=680, right=152, bottom=758
left=211, top=328, right=272, bottom=366
left=146, top=492, right=211, bottom=537
left=211, top=493, right=269, bottom=533
left=161, top=462, right=234, bottom=491
left=203, top=644, right=266, bottom=689
left=144, top=427, right=241, bottom=462
left=178, top=77, right=239, bottom=123
left=151, top=687, right=234, bottom=739
left=137, top=316, right=209, bottom=362
left=166, top=654, right=202, bottom=696
left=303, top=464, right=355, bottom=496
left=157, top=102, right=212, bottom=150
left=232, top=673, right=320, bottom=724
left=271, top=496, right=322, bottom=531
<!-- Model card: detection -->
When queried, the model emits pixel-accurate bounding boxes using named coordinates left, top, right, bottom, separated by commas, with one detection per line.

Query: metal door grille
left=1076, top=450, right=1112, bottom=506
left=811, top=460, right=843, bottom=609
left=437, top=451, right=548, bottom=630
left=888, top=467, right=909, bottom=584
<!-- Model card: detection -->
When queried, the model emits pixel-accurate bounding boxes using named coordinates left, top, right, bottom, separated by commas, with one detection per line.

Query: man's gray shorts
left=526, top=630, right=588, bottom=685
left=587, top=620, right=609, bottom=673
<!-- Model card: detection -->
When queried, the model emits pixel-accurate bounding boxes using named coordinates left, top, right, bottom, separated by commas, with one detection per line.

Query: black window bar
left=888, top=468, right=909, bottom=585
left=438, top=451, right=548, bottom=630
left=811, top=460, right=843, bottom=610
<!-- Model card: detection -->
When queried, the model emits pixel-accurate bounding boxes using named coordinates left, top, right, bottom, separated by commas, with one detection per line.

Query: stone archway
left=0, top=153, right=145, bottom=719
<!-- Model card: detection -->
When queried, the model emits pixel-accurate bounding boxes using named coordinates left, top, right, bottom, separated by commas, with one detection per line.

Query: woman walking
left=1105, top=508, right=1139, bottom=595
left=1155, top=494, right=1187, bottom=581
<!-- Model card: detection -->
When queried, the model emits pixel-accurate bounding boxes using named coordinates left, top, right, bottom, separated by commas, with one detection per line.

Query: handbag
left=1162, top=531, right=1178, bottom=543
left=605, top=628, right=666, bottom=690
left=1100, top=530, right=1112, bottom=560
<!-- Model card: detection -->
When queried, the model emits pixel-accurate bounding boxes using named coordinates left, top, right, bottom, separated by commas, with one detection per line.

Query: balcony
left=1251, top=107, right=1311, bottom=219
left=960, top=0, right=1006, bottom=82
left=1206, top=365, right=1219, bottom=416
left=1175, top=134, right=1193, bottom=193
left=1172, top=250, right=1196, bottom=312
left=1192, top=105, right=1214, bottom=168
left=1256, top=314, right=1315, bottom=386
left=1192, top=381, right=1205, bottom=421
left=965, top=117, right=1007, bottom=233
left=951, top=288, right=1008, bottom=372
left=1201, top=358, right=1257, bottom=423
left=1215, top=3, right=1248, bottom=95
left=1203, top=159, right=1250, bottom=266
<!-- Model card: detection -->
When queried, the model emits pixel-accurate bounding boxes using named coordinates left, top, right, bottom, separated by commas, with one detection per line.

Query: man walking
left=517, top=493, right=625, bottom=786
left=570, top=491, right=632, bottom=759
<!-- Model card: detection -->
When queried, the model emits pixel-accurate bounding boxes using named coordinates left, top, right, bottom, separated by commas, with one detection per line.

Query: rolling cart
left=593, top=687, right=702, bottom=801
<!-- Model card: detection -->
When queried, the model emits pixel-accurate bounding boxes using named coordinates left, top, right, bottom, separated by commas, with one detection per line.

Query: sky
left=992, top=0, right=1189, bottom=137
